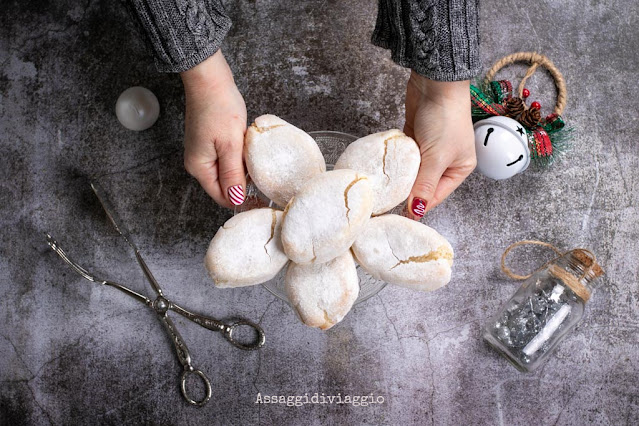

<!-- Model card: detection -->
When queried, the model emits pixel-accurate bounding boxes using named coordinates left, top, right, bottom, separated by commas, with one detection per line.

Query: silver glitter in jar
left=483, top=249, right=603, bottom=372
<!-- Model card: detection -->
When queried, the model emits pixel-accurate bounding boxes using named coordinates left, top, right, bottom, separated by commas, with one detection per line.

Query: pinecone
left=505, top=97, right=526, bottom=119
left=519, top=107, right=542, bottom=128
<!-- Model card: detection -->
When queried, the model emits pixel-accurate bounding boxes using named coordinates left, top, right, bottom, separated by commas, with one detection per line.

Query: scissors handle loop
left=180, top=368, right=212, bottom=407
left=224, top=320, right=266, bottom=351
left=170, top=304, right=266, bottom=350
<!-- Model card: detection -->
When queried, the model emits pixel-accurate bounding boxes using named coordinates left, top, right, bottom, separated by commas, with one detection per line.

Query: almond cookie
left=285, top=251, right=359, bottom=330
left=245, top=114, right=326, bottom=207
left=205, top=208, right=288, bottom=288
left=351, top=214, right=453, bottom=291
left=281, top=169, right=373, bottom=264
left=335, top=129, right=420, bottom=215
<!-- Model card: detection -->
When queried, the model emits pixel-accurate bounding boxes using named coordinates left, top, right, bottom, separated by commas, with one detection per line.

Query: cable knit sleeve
left=372, top=0, right=481, bottom=81
left=126, top=0, right=232, bottom=73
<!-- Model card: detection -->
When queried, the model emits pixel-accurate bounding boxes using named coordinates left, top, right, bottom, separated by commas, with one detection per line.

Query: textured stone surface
left=1, top=1, right=638, bottom=424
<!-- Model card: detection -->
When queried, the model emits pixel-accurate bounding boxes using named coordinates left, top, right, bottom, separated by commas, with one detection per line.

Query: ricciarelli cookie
left=285, top=251, right=359, bottom=330
left=281, top=169, right=373, bottom=264
left=205, top=208, right=288, bottom=288
left=244, top=114, right=326, bottom=207
left=351, top=214, right=453, bottom=291
left=335, top=129, right=420, bottom=215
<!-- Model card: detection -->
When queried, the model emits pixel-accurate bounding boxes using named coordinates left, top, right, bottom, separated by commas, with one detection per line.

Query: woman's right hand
left=181, top=50, right=247, bottom=208
left=403, top=71, right=476, bottom=219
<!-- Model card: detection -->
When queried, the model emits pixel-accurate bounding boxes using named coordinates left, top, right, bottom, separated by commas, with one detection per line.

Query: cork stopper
left=572, top=249, right=604, bottom=278
left=549, top=265, right=592, bottom=302
left=548, top=249, right=604, bottom=303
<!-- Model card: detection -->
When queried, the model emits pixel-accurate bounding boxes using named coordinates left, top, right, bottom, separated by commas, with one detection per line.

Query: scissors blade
left=90, top=181, right=136, bottom=248
left=90, top=181, right=164, bottom=297
left=46, top=233, right=152, bottom=306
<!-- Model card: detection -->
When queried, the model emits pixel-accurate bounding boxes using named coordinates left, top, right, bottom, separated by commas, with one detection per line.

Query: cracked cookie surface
left=281, top=169, right=373, bottom=264
left=335, top=129, right=420, bottom=215
left=205, top=208, right=289, bottom=288
left=352, top=214, right=453, bottom=291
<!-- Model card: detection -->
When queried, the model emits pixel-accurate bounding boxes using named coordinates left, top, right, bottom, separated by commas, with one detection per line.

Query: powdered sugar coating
left=245, top=115, right=326, bottom=208
left=285, top=250, right=359, bottom=330
left=205, top=208, right=289, bottom=288
left=351, top=214, right=454, bottom=291
left=335, top=129, right=420, bottom=215
left=281, top=169, right=373, bottom=264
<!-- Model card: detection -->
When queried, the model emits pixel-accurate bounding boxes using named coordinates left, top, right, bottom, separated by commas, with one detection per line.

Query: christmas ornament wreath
left=471, top=52, right=573, bottom=180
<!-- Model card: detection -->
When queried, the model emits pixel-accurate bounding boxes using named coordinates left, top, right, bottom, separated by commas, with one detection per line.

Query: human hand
left=181, top=50, right=247, bottom=208
left=403, top=71, right=476, bottom=219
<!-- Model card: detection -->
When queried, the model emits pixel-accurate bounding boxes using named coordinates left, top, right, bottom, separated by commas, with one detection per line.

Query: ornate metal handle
left=158, top=314, right=192, bottom=369
left=171, top=303, right=266, bottom=351
left=180, top=368, right=212, bottom=407
left=158, top=312, right=212, bottom=407
left=170, top=303, right=226, bottom=332
left=223, top=320, right=266, bottom=351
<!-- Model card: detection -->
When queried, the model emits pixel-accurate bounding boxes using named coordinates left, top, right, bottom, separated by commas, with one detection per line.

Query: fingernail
left=228, top=185, right=245, bottom=206
left=411, top=198, right=426, bottom=218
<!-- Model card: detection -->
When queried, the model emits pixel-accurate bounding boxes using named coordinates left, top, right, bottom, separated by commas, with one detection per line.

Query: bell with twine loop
left=471, top=52, right=572, bottom=180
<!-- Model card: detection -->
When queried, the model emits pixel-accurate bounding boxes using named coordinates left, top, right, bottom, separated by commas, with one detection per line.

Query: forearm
left=126, top=0, right=232, bottom=73
left=372, top=0, right=481, bottom=81
left=408, top=71, right=470, bottom=105
left=180, top=49, right=235, bottom=95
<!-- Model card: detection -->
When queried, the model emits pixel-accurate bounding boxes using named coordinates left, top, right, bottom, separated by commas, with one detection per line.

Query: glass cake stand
left=235, top=131, right=390, bottom=305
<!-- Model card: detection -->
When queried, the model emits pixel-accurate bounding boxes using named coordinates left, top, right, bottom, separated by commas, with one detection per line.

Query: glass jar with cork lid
left=483, top=241, right=604, bottom=372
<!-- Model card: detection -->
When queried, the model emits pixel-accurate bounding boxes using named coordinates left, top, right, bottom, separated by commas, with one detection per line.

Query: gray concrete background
left=1, top=0, right=637, bottom=425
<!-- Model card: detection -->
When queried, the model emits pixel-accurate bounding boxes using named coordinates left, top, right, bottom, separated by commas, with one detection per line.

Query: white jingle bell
left=474, top=115, right=530, bottom=180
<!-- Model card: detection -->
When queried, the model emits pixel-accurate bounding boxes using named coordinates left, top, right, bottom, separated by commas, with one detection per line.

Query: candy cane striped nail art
left=411, top=197, right=426, bottom=218
left=228, top=185, right=245, bottom=206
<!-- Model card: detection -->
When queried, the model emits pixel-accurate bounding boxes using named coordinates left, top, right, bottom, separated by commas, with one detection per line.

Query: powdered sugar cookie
left=351, top=214, right=453, bottom=291
left=335, top=129, right=420, bottom=215
left=281, top=169, right=373, bottom=264
left=205, top=208, right=288, bottom=288
left=245, top=115, right=326, bottom=207
left=285, top=251, right=359, bottom=330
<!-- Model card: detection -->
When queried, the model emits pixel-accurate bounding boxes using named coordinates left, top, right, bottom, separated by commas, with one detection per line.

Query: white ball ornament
left=115, top=86, right=160, bottom=131
left=473, top=115, right=530, bottom=180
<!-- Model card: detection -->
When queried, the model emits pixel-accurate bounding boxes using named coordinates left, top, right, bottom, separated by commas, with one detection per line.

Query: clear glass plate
left=235, top=131, right=390, bottom=305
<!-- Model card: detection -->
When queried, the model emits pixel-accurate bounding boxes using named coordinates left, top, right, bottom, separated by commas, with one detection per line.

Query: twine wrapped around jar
left=500, top=240, right=604, bottom=302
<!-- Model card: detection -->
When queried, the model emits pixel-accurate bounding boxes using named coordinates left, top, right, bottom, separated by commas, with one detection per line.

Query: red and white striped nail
left=228, top=185, right=245, bottom=206
left=411, top=197, right=426, bottom=218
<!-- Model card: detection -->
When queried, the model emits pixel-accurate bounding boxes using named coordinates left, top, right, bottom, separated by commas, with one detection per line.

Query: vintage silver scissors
left=46, top=181, right=265, bottom=407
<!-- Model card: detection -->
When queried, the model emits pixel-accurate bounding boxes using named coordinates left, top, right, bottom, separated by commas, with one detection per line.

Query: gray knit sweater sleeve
left=126, top=0, right=232, bottom=73
left=127, top=0, right=479, bottom=80
left=373, top=0, right=481, bottom=81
